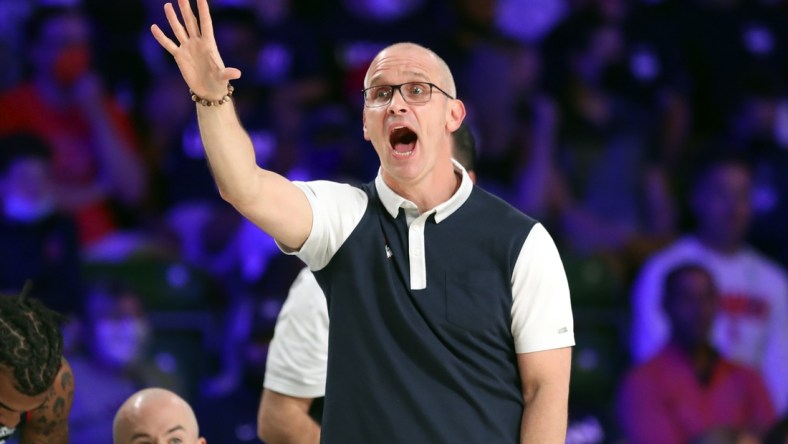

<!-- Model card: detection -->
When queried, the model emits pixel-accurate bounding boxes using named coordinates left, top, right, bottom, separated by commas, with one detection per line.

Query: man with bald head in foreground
left=113, top=388, right=206, bottom=444
left=151, top=0, right=574, bottom=441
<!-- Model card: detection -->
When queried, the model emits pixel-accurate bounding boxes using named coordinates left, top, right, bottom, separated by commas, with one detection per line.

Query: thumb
left=222, top=67, right=242, bottom=82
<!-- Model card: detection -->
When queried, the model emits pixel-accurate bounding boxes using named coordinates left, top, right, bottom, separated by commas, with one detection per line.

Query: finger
left=178, top=0, right=200, bottom=38
left=164, top=2, right=189, bottom=44
left=196, top=0, right=214, bottom=41
left=150, top=24, right=179, bottom=54
left=221, top=67, right=242, bottom=82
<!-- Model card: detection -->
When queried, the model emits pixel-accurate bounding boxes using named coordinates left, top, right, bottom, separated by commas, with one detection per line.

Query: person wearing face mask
left=67, top=281, right=180, bottom=443
left=0, top=5, right=147, bottom=251
left=0, top=132, right=83, bottom=315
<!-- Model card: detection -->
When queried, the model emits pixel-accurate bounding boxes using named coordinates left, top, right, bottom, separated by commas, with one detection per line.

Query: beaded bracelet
left=190, top=84, right=234, bottom=106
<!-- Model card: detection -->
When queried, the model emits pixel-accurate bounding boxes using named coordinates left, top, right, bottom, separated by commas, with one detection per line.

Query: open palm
left=150, top=0, right=241, bottom=100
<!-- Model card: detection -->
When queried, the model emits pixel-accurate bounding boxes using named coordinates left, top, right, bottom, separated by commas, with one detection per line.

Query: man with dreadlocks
left=0, top=283, right=74, bottom=443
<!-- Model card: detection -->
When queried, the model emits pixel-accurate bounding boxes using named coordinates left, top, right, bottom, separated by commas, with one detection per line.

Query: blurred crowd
left=1, top=0, right=788, bottom=442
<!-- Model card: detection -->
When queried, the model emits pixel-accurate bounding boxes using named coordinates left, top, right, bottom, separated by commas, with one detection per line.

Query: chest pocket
left=445, top=270, right=505, bottom=332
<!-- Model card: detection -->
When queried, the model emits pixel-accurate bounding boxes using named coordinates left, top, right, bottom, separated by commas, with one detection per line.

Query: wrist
left=191, top=83, right=234, bottom=106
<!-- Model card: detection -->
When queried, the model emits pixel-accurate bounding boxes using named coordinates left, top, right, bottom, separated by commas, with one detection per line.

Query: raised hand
left=150, top=0, right=241, bottom=101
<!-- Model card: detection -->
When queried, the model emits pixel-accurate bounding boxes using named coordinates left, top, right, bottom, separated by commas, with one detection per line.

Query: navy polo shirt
left=286, top=163, right=574, bottom=443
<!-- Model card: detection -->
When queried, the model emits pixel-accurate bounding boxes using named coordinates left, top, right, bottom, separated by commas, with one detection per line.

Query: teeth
left=393, top=149, right=414, bottom=157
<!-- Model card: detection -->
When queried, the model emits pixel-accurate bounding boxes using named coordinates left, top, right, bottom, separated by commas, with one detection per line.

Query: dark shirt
left=315, top=182, right=536, bottom=443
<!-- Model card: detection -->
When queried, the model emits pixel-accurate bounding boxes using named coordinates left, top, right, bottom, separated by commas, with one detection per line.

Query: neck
left=385, top=160, right=459, bottom=213
left=671, top=339, right=717, bottom=383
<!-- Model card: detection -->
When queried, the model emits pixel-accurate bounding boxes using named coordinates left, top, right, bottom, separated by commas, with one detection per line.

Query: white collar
left=374, top=159, right=473, bottom=224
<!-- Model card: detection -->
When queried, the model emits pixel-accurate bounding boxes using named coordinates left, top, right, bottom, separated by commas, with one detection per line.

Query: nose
left=387, top=87, right=408, bottom=114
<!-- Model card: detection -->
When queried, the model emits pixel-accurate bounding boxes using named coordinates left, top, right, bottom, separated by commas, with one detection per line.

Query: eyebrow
left=130, top=425, right=186, bottom=441
left=368, top=71, right=431, bottom=86
left=166, top=425, right=186, bottom=434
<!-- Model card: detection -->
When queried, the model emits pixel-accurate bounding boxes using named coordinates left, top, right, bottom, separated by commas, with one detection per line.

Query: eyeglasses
left=362, top=82, right=455, bottom=108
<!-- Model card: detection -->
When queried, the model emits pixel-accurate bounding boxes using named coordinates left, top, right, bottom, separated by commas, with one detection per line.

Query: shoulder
left=741, top=245, right=788, bottom=282
left=722, top=358, right=770, bottom=386
left=454, top=187, right=538, bottom=238
left=297, top=180, right=368, bottom=196
left=295, top=180, right=369, bottom=211
left=472, top=187, right=536, bottom=219
left=516, top=223, right=561, bottom=264
left=0, top=84, right=41, bottom=118
left=0, top=83, right=35, bottom=103
left=624, top=349, right=674, bottom=383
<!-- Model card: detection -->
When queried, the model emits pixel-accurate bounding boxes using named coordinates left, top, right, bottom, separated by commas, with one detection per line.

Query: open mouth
left=389, top=126, right=418, bottom=157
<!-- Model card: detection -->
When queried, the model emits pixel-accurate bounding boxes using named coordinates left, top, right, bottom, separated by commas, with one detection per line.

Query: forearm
left=149, top=0, right=312, bottom=249
left=259, top=414, right=320, bottom=444
left=196, top=103, right=262, bottom=206
left=519, top=384, right=569, bottom=444
left=516, top=348, right=572, bottom=444
left=258, top=390, right=320, bottom=444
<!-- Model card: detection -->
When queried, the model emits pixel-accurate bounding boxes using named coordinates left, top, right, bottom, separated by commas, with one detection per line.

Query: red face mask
left=52, top=44, right=91, bottom=87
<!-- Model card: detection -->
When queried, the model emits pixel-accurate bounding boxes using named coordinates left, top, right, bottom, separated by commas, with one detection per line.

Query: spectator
left=534, top=13, right=677, bottom=260
left=113, top=387, right=206, bottom=444
left=618, top=263, right=775, bottom=444
left=0, top=284, right=73, bottom=444
left=150, top=1, right=575, bottom=439
left=726, top=70, right=788, bottom=270
left=67, top=281, right=181, bottom=442
left=0, top=5, right=147, bottom=251
left=630, top=151, right=788, bottom=413
left=257, top=122, right=479, bottom=443
left=0, top=132, right=83, bottom=315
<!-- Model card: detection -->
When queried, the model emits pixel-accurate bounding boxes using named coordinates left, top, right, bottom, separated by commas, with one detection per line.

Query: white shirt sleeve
left=278, top=181, right=368, bottom=271
left=511, top=223, right=575, bottom=353
left=263, top=268, right=330, bottom=398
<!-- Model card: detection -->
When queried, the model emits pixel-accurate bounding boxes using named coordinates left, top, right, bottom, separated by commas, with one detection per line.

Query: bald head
left=365, top=42, right=457, bottom=97
left=113, top=388, right=205, bottom=444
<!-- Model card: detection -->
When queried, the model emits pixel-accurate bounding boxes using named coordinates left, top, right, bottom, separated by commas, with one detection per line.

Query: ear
left=362, top=112, right=370, bottom=141
left=198, top=437, right=207, bottom=444
left=446, top=99, right=466, bottom=133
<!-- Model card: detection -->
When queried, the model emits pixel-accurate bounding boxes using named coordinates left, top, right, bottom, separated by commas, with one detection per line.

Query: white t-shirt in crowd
left=630, top=235, right=788, bottom=413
